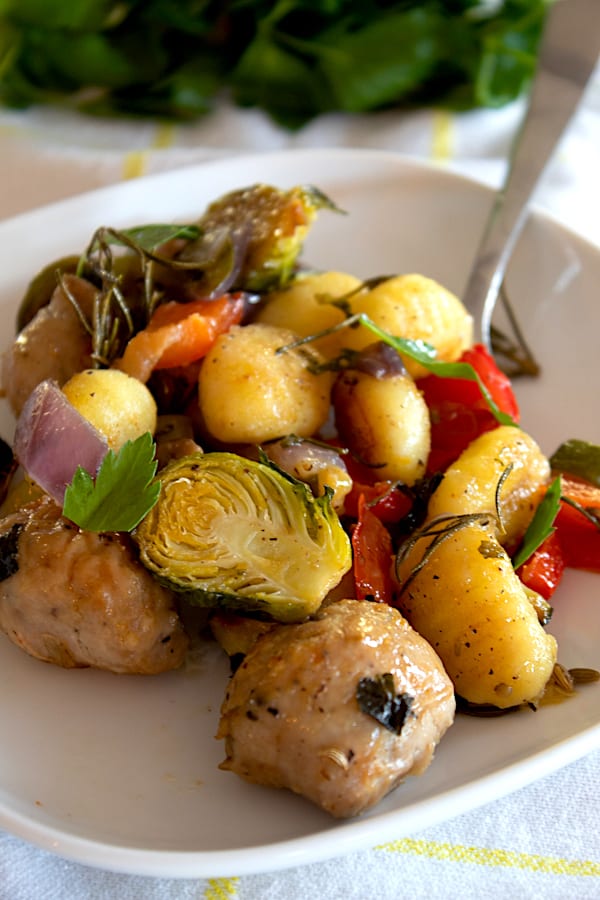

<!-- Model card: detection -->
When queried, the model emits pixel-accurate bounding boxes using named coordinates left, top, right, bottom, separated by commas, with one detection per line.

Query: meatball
left=0, top=496, right=188, bottom=674
left=2, top=275, right=95, bottom=417
left=217, top=598, right=455, bottom=818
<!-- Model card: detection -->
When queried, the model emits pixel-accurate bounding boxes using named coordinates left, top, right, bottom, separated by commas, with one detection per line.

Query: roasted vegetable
left=188, top=184, right=337, bottom=292
left=16, top=254, right=80, bottom=332
left=134, top=451, right=352, bottom=622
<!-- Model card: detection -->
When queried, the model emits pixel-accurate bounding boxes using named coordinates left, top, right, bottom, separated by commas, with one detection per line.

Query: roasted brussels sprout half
left=184, top=183, right=339, bottom=292
left=134, top=451, right=352, bottom=622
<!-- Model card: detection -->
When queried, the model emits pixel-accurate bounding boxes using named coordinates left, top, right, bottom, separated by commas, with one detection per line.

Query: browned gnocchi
left=197, top=322, right=332, bottom=444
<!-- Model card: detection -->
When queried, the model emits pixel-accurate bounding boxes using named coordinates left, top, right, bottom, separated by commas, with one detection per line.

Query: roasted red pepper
left=352, top=493, right=396, bottom=605
left=516, top=530, right=565, bottom=600
left=344, top=480, right=412, bottom=524
left=418, top=343, right=520, bottom=473
left=553, top=475, right=600, bottom=572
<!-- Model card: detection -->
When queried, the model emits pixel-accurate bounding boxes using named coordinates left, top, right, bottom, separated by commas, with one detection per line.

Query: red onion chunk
left=14, top=379, right=109, bottom=504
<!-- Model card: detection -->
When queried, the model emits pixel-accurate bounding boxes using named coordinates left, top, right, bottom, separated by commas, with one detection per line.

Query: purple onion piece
left=13, top=380, right=109, bottom=505
left=265, top=438, right=348, bottom=487
left=206, top=224, right=251, bottom=299
left=180, top=224, right=251, bottom=300
left=353, top=341, right=406, bottom=379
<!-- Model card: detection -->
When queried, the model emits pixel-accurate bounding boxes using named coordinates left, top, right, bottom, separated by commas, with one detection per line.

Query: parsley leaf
left=512, top=476, right=562, bottom=570
left=62, top=432, right=160, bottom=533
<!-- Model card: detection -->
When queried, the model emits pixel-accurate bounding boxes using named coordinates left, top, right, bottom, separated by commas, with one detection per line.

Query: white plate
left=0, top=149, right=598, bottom=879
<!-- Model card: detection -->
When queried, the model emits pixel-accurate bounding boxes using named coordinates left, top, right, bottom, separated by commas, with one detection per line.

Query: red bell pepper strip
left=418, top=343, right=520, bottom=473
left=516, top=530, right=565, bottom=600
left=117, top=293, right=245, bottom=382
left=352, top=493, right=396, bottom=605
left=553, top=475, right=600, bottom=572
left=344, top=480, right=412, bottom=524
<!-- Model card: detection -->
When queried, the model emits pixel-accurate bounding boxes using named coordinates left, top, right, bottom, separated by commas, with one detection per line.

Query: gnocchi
left=198, top=323, right=332, bottom=444
left=254, top=270, right=360, bottom=359
left=62, top=368, right=157, bottom=450
left=332, top=346, right=430, bottom=485
left=395, top=515, right=558, bottom=708
left=427, top=425, right=551, bottom=548
left=338, top=274, right=473, bottom=378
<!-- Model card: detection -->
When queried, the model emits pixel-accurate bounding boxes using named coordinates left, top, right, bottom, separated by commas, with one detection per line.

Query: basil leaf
left=62, top=432, right=160, bottom=533
left=351, top=313, right=516, bottom=426
left=110, top=224, right=201, bottom=252
left=512, top=476, right=562, bottom=570
left=549, top=439, right=600, bottom=488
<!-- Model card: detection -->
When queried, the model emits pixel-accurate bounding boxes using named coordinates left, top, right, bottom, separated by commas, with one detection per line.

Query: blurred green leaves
left=0, top=0, right=553, bottom=126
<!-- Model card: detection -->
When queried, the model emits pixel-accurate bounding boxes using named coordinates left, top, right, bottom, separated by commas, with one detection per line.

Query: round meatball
left=2, top=275, right=95, bottom=417
left=0, top=496, right=188, bottom=674
left=217, top=598, right=455, bottom=818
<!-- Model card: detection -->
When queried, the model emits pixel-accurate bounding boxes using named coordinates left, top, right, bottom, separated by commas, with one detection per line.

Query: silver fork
left=462, top=0, right=600, bottom=355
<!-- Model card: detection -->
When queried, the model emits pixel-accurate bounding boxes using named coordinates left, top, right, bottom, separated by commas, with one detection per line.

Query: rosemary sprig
left=59, top=222, right=228, bottom=366
left=394, top=511, right=498, bottom=597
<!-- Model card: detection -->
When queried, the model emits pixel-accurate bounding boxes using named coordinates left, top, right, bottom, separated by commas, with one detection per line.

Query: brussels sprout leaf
left=63, top=432, right=160, bottom=532
left=512, top=476, right=562, bottom=570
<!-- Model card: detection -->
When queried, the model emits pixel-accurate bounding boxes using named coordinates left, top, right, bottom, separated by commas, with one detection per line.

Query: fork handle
left=462, top=0, right=600, bottom=348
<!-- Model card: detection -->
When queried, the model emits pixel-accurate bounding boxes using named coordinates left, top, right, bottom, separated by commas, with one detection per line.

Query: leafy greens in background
left=0, top=1, right=552, bottom=128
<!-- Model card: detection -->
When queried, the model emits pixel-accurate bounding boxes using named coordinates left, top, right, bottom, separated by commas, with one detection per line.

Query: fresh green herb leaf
left=62, top=432, right=160, bottom=533
left=512, top=476, right=562, bottom=569
left=84, top=223, right=201, bottom=257
left=278, top=312, right=517, bottom=426
left=350, top=313, right=516, bottom=425
left=356, top=672, right=414, bottom=734
left=549, top=439, right=600, bottom=488
left=113, top=224, right=201, bottom=252
left=0, top=1, right=550, bottom=125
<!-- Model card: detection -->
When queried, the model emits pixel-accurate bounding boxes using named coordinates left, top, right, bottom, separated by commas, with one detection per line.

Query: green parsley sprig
left=62, top=432, right=160, bottom=533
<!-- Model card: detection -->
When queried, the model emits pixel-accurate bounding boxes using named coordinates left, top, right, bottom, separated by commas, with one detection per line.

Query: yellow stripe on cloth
left=122, top=150, right=148, bottom=180
left=431, top=110, right=455, bottom=164
left=204, top=877, right=240, bottom=899
left=379, top=838, right=600, bottom=876
left=122, top=124, right=176, bottom=180
left=152, top=123, right=176, bottom=149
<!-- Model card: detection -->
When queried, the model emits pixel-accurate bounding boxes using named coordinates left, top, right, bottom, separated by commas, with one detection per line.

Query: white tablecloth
left=0, top=69, right=599, bottom=899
